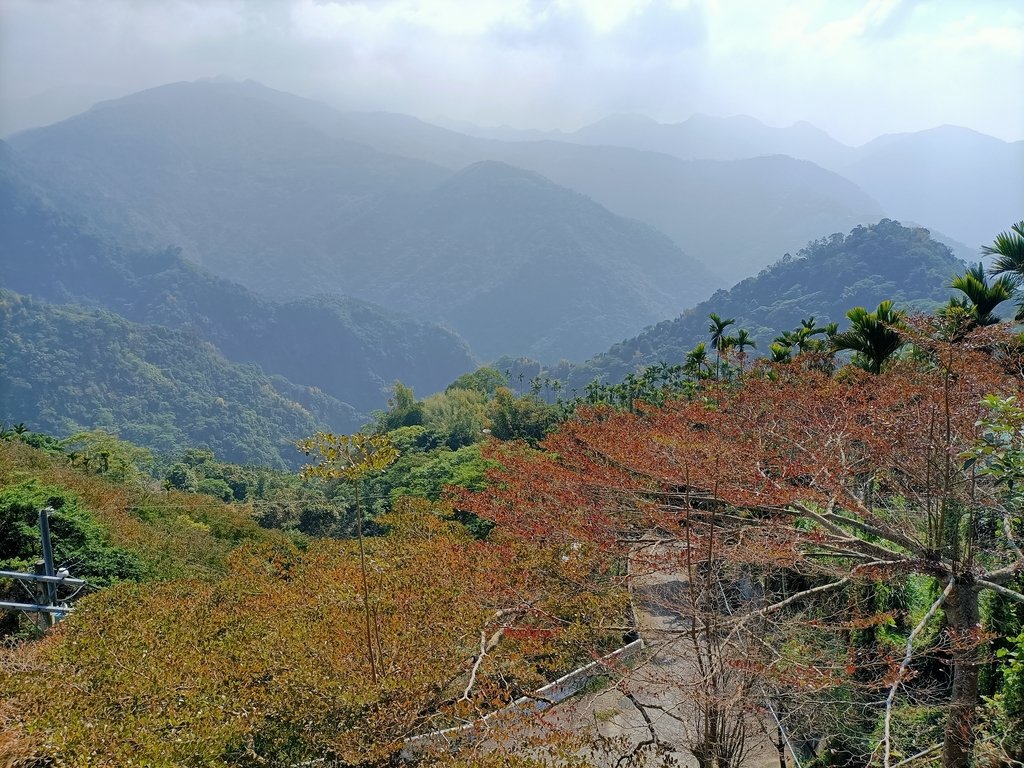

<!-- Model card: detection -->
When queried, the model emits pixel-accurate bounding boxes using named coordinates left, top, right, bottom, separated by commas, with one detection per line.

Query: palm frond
left=984, top=221, right=1024, bottom=278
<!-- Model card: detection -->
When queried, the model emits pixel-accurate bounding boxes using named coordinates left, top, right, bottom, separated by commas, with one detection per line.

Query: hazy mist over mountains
left=1, top=0, right=1022, bottom=456
left=3, top=1, right=1022, bottom=142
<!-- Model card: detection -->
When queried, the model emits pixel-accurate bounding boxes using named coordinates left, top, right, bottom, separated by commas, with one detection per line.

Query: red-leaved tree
left=461, top=318, right=1024, bottom=768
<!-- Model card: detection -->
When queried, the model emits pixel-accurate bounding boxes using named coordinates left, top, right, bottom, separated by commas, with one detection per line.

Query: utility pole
left=39, top=507, right=57, bottom=625
left=0, top=507, right=82, bottom=629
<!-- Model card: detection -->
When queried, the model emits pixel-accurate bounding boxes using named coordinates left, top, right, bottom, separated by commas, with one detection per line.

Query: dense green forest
left=0, top=291, right=356, bottom=467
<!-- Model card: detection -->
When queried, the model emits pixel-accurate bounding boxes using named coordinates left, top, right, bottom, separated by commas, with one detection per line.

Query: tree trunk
left=941, top=579, right=981, bottom=768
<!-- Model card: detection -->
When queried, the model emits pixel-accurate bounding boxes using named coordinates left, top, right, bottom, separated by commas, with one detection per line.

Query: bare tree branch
left=832, top=499, right=928, bottom=555
left=790, top=502, right=912, bottom=562
left=883, top=576, right=955, bottom=768
left=615, top=692, right=663, bottom=767
left=724, top=577, right=851, bottom=648
left=891, top=743, right=943, bottom=767
left=976, top=579, right=1024, bottom=603
left=460, top=608, right=524, bottom=701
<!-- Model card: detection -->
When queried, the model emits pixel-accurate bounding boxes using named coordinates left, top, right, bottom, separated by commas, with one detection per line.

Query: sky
left=1, top=0, right=1022, bottom=145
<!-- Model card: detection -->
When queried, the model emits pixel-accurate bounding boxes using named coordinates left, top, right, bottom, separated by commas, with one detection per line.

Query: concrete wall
left=401, top=638, right=645, bottom=760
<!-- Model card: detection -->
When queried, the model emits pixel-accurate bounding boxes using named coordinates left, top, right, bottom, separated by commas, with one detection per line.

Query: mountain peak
left=448, top=159, right=551, bottom=186
left=683, top=113, right=766, bottom=128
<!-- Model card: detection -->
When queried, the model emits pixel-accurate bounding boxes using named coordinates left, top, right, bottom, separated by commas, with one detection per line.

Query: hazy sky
left=2, top=0, right=1022, bottom=144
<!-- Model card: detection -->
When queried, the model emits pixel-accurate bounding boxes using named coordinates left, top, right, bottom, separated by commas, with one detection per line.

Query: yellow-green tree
left=297, top=432, right=398, bottom=683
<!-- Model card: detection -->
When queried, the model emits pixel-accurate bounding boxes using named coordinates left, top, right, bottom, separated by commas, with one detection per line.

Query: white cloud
left=1, top=0, right=1021, bottom=142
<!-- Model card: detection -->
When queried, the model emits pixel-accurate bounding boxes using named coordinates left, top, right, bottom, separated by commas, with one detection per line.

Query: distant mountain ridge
left=567, top=112, right=856, bottom=169
left=9, top=79, right=1016, bottom=278
left=443, top=111, right=1022, bottom=253
left=7, top=79, right=888, bottom=320
left=6, top=81, right=722, bottom=361
left=290, top=98, right=888, bottom=283
left=841, top=126, right=1024, bottom=250
left=433, top=111, right=851, bottom=166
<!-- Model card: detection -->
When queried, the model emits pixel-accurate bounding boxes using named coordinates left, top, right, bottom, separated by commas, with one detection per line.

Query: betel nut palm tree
left=831, top=300, right=906, bottom=374
left=708, top=313, right=736, bottom=378
left=948, top=262, right=1016, bottom=326
left=985, top=220, right=1024, bottom=321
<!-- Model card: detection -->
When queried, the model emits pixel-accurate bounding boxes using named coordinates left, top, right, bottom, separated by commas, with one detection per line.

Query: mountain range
left=6, top=80, right=1011, bottom=358
left=437, top=111, right=856, bottom=173
left=262, top=88, right=889, bottom=283
left=4, top=81, right=716, bottom=362
left=0, top=141, right=481, bottom=464
left=440, top=110, right=1023, bottom=254
left=1, top=78, right=1017, bottom=461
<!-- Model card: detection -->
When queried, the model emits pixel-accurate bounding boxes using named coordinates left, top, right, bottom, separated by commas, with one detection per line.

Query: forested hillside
left=328, top=159, right=714, bottom=360
left=4, top=82, right=446, bottom=292
left=0, top=291, right=355, bottom=467
left=556, top=219, right=967, bottom=390
left=484, top=144, right=884, bottom=283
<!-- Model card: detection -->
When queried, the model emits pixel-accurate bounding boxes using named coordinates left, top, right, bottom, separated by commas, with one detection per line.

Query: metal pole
left=0, top=570, right=85, bottom=585
left=0, top=601, right=71, bottom=614
left=39, top=507, right=57, bottom=627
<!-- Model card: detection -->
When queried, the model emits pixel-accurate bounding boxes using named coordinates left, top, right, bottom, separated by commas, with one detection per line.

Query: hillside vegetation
left=0, top=432, right=626, bottom=767
left=0, top=435, right=282, bottom=597
left=0, top=291, right=353, bottom=468
left=556, top=219, right=967, bottom=391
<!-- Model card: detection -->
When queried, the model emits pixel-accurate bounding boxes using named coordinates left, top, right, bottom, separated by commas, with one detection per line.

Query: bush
left=0, top=481, right=144, bottom=586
